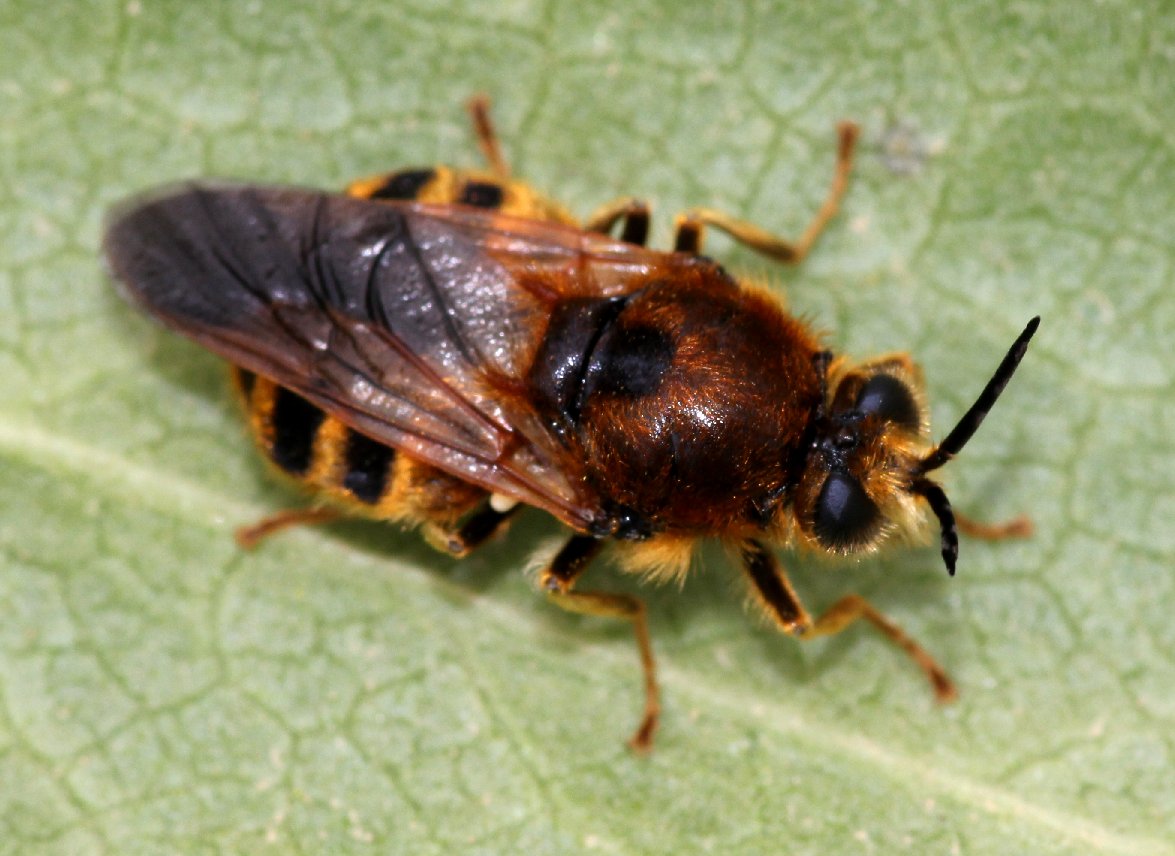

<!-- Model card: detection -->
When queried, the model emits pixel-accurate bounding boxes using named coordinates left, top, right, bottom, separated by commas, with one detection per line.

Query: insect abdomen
left=346, top=166, right=577, bottom=225
left=232, top=368, right=486, bottom=524
left=218, top=159, right=576, bottom=534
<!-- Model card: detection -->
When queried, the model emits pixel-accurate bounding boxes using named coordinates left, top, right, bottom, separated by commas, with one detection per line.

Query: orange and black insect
left=103, top=97, right=1038, bottom=751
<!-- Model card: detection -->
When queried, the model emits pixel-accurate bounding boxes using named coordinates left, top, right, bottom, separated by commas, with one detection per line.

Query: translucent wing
left=103, top=182, right=707, bottom=531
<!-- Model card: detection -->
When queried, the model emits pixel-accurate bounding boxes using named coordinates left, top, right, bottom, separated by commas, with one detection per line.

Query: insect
left=103, top=97, right=1038, bottom=752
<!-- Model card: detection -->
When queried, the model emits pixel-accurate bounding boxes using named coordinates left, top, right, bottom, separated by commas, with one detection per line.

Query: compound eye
left=812, top=471, right=882, bottom=551
left=855, top=373, right=920, bottom=432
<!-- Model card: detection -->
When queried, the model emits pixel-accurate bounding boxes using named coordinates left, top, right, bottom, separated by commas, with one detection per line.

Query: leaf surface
left=1, top=1, right=1172, bottom=853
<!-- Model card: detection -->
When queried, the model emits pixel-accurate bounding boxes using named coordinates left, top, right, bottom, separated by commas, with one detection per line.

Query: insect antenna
left=911, top=316, right=1040, bottom=576
left=910, top=477, right=959, bottom=575
left=918, top=316, right=1040, bottom=475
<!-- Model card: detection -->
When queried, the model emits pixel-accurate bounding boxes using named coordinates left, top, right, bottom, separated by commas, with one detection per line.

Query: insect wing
left=102, top=182, right=676, bottom=528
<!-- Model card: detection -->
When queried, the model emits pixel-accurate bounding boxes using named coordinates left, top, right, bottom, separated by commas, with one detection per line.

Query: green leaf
left=2, top=1, right=1172, bottom=853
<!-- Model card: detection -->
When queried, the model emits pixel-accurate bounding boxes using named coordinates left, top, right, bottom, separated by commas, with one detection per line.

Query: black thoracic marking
left=529, top=296, right=674, bottom=432
left=341, top=429, right=395, bottom=504
left=368, top=169, right=436, bottom=200
left=529, top=296, right=628, bottom=430
left=582, top=322, right=674, bottom=400
left=235, top=367, right=257, bottom=398
left=458, top=181, right=505, bottom=209
left=741, top=541, right=802, bottom=626
left=270, top=387, right=326, bottom=475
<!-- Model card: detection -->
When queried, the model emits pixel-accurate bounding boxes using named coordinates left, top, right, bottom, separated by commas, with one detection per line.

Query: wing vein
left=400, top=216, right=481, bottom=368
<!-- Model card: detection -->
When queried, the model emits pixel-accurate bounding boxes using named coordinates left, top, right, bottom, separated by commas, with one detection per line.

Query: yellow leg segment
left=673, top=121, right=859, bottom=262
left=235, top=506, right=340, bottom=549
left=956, top=512, right=1033, bottom=540
left=541, top=535, right=661, bottom=752
left=466, top=94, right=511, bottom=180
left=740, top=539, right=955, bottom=702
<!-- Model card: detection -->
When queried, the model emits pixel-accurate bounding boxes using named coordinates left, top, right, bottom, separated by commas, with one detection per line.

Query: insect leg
left=671, top=218, right=704, bottom=254
left=583, top=198, right=651, bottom=246
left=956, top=512, right=1033, bottom=540
left=466, top=94, right=511, bottom=180
left=235, top=506, right=341, bottom=548
left=423, top=501, right=521, bottom=557
left=541, top=535, right=661, bottom=752
left=804, top=595, right=957, bottom=702
left=672, top=121, right=859, bottom=262
left=740, top=539, right=956, bottom=702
